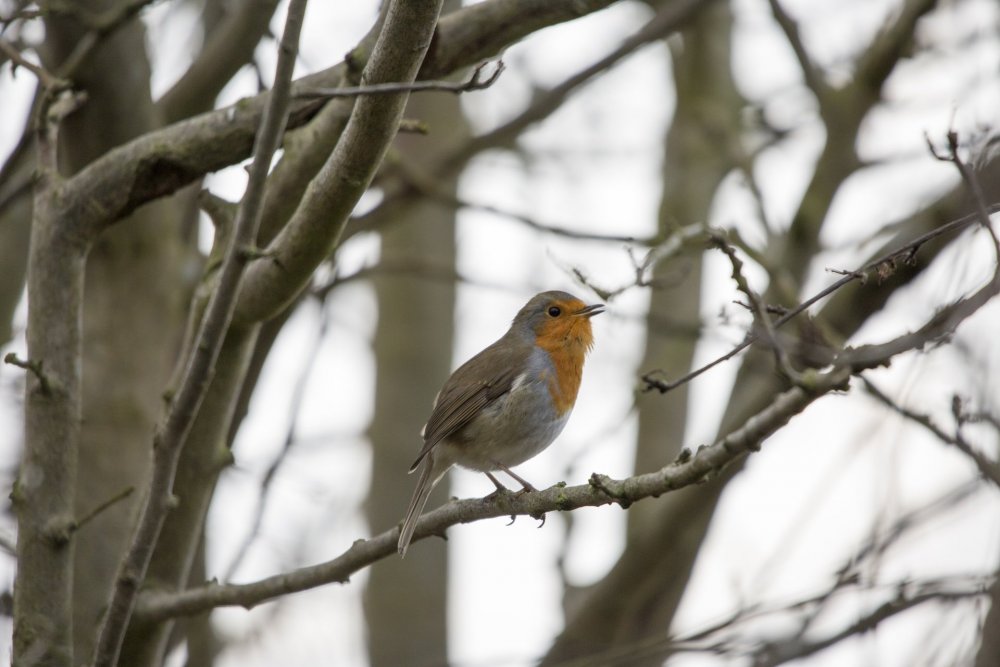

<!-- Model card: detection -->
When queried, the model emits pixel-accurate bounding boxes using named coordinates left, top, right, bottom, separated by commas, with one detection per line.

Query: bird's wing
left=408, top=341, right=526, bottom=472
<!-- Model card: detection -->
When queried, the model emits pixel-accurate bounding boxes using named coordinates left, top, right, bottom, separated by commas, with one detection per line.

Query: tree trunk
left=364, top=62, right=468, bottom=665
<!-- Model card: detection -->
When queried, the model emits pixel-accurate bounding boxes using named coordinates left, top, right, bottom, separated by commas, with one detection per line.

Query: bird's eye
left=547, top=306, right=561, bottom=317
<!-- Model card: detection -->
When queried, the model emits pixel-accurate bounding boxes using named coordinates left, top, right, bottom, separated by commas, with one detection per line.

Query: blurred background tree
left=0, top=1, right=998, bottom=666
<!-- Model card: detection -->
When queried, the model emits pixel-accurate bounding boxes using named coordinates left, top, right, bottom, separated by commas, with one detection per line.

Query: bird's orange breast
left=534, top=314, right=594, bottom=415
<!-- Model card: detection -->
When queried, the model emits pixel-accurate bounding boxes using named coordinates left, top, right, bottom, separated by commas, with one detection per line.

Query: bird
left=397, top=290, right=604, bottom=556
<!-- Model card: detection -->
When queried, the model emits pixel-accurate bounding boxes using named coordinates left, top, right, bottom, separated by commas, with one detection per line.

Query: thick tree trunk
left=364, top=69, right=467, bottom=665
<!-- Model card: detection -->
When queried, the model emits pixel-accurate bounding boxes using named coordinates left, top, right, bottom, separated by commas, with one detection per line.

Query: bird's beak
left=575, top=303, right=605, bottom=318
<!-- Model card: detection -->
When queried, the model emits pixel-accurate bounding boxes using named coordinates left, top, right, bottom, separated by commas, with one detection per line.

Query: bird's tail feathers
left=398, top=455, right=440, bottom=557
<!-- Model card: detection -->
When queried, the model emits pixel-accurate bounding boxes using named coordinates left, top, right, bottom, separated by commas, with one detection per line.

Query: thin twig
left=752, top=579, right=990, bottom=667
left=223, top=305, right=330, bottom=582
left=426, top=190, right=651, bottom=244
left=926, top=129, right=1000, bottom=254
left=88, top=2, right=310, bottom=665
left=862, top=378, right=1000, bottom=488
left=74, top=487, right=136, bottom=533
left=711, top=231, right=801, bottom=382
left=0, top=38, right=62, bottom=88
left=568, top=223, right=709, bottom=301
left=766, top=0, right=828, bottom=101
left=296, top=60, right=504, bottom=99
left=3, top=352, right=54, bottom=396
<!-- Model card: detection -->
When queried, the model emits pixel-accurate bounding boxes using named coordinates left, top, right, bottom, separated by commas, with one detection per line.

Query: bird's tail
left=398, top=455, right=439, bottom=557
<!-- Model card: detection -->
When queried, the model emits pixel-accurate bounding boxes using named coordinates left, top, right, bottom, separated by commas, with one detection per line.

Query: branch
left=4, top=352, right=55, bottom=396
left=754, top=579, right=989, bottom=667
left=766, top=0, right=828, bottom=101
left=222, top=308, right=330, bottom=582
left=576, top=575, right=989, bottom=664
left=421, top=0, right=620, bottom=78
left=926, top=129, right=1000, bottom=254
left=296, top=60, right=505, bottom=99
left=838, top=132, right=1000, bottom=370
left=0, top=38, right=62, bottom=89
left=854, top=0, right=939, bottom=101
left=386, top=166, right=653, bottom=244
left=134, top=246, right=999, bottom=622
left=711, top=231, right=801, bottom=382
left=135, top=366, right=852, bottom=622
left=447, top=0, right=706, bottom=161
left=862, top=378, right=1000, bottom=487
left=89, top=2, right=309, bottom=665
left=345, top=0, right=706, bottom=246
left=73, top=486, right=136, bottom=534
left=642, top=204, right=1000, bottom=394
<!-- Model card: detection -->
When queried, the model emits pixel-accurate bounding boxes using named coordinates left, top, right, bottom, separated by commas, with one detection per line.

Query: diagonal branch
left=135, top=365, right=853, bottom=622
left=132, top=237, right=1000, bottom=622
left=766, top=0, right=828, bottom=102
left=862, top=378, right=1000, bottom=487
left=753, top=578, right=990, bottom=667
left=88, top=2, right=309, bottom=665
left=297, top=60, right=505, bottom=99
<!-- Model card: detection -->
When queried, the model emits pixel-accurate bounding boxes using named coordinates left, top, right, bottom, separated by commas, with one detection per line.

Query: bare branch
left=766, top=0, right=828, bottom=101
left=12, top=59, right=88, bottom=667
left=854, top=0, right=939, bottom=100
left=753, top=579, right=989, bottom=667
left=561, top=575, right=989, bottom=665
left=297, top=60, right=505, bottom=99
left=862, top=378, right=1000, bottom=487
left=926, top=129, right=1000, bottom=255
left=73, top=487, right=136, bottom=534
left=223, top=308, right=330, bottom=582
left=453, top=0, right=706, bottom=160
left=711, top=231, right=802, bottom=382
left=135, top=366, right=853, bottom=622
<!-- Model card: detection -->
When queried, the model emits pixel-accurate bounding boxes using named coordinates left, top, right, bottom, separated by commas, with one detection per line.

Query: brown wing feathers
left=408, top=341, right=525, bottom=471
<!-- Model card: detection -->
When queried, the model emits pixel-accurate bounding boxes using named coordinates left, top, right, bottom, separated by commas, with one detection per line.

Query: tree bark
left=39, top=4, right=188, bottom=662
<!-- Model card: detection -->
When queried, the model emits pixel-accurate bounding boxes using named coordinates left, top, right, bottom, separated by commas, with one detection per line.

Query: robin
left=398, top=290, right=604, bottom=556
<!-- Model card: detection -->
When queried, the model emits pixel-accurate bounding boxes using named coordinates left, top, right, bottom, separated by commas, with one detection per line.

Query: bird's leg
left=483, top=472, right=519, bottom=524
left=494, top=462, right=538, bottom=493
left=485, top=471, right=511, bottom=494
left=492, top=464, right=547, bottom=527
